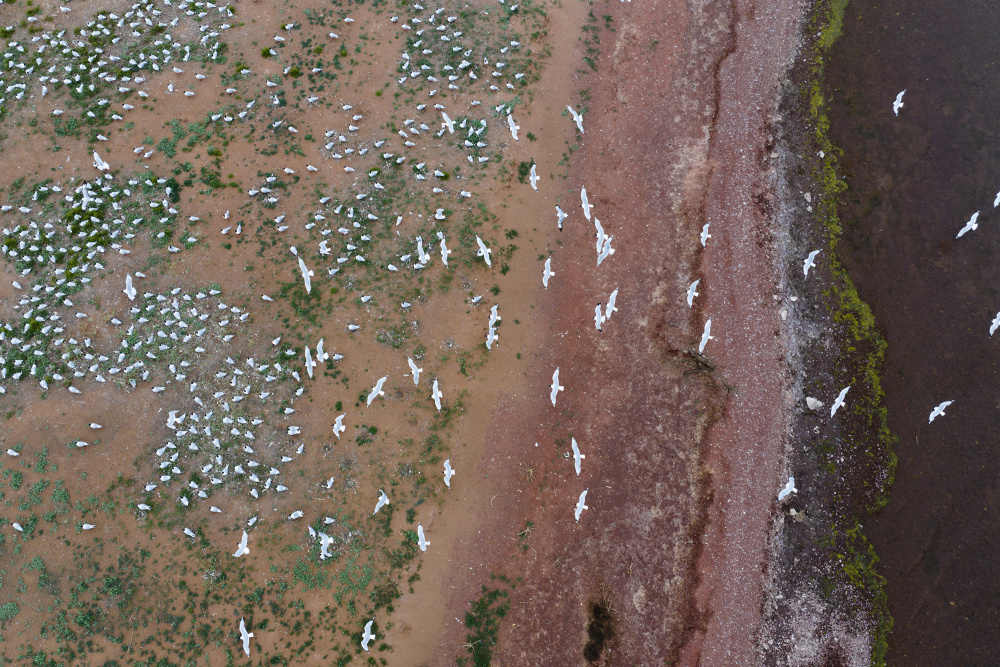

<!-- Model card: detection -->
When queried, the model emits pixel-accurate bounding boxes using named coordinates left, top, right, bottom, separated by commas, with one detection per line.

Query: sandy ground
left=0, top=0, right=813, bottom=663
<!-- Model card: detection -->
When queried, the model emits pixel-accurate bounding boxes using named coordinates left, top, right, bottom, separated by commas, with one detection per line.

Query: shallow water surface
left=826, top=0, right=1000, bottom=663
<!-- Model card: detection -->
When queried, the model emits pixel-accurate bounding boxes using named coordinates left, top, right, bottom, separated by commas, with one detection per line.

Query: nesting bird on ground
left=929, top=400, right=953, bottom=423
left=594, top=304, right=604, bottom=331
left=417, top=524, right=430, bottom=552
left=990, top=312, right=1000, bottom=337
left=830, top=386, right=850, bottom=417
left=581, top=187, right=592, bottom=220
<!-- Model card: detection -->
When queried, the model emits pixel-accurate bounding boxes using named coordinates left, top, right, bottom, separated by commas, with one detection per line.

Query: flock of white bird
left=0, top=0, right=611, bottom=658
left=776, top=89, right=971, bottom=505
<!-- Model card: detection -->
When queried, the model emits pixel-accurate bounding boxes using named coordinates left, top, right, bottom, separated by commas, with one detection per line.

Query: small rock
left=805, top=397, right=824, bottom=411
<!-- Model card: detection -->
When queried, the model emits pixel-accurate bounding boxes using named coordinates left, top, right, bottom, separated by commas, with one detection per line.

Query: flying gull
left=830, top=386, right=850, bottom=417
left=575, top=489, right=589, bottom=522
left=550, top=367, right=564, bottom=406
left=367, top=376, right=388, bottom=406
left=928, top=400, right=953, bottom=423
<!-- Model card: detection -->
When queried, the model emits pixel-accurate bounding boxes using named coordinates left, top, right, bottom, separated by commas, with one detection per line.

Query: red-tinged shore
left=415, top=0, right=813, bottom=664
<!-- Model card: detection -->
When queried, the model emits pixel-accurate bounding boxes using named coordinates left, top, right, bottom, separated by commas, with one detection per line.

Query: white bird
left=581, top=187, right=592, bottom=220
left=441, top=111, right=455, bottom=134
left=566, top=105, right=584, bottom=133
left=700, top=223, right=711, bottom=247
left=529, top=163, right=539, bottom=190
left=432, top=379, right=443, bottom=411
left=777, top=476, right=797, bottom=501
left=556, top=206, right=567, bottom=231
left=803, top=250, right=821, bottom=278
left=417, top=524, right=430, bottom=551
left=687, top=279, right=700, bottom=307
left=990, top=312, right=1000, bottom=337
left=12, top=522, right=23, bottom=532
left=124, top=274, right=136, bottom=301
left=408, top=358, right=423, bottom=385
left=298, top=257, right=313, bottom=293
left=994, top=190, right=1000, bottom=208
left=507, top=113, right=519, bottom=141
left=361, top=619, right=375, bottom=652
left=439, top=236, right=451, bottom=265
left=542, top=257, right=554, bottom=288
left=550, top=368, right=564, bottom=406
left=830, top=386, right=850, bottom=417
left=475, top=236, right=492, bottom=267
left=5, top=449, right=18, bottom=457
left=239, top=618, right=253, bottom=656
left=571, top=437, right=585, bottom=475
left=929, top=400, right=953, bottom=423
left=605, top=289, right=619, bottom=321
left=289, top=510, right=303, bottom=520
left=574, top=489, right=589, bottom=522
left=892, top=90, right=905, bottom=116
left=373, top=489, right=390, bottom=515
left=333, top=414, right=346, bottom=439
left=93, top=151, right=110, bottom=172
left=233, top=530, right=250, bottom=557
left=443, top=459, right=455, bottom=487
left=597, top=235, right=615, bottom=266
left=698, top=318, right=714, bottom=354
left=594, top=304, right=604, bottom=331
left=957, top=212, right=979, bottom=238
left=304, top=346, right=315, bottom=379
left=367, top=376, right=388, bottom=406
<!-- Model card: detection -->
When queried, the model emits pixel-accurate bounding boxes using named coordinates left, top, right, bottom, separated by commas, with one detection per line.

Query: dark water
left=825, top=1, right=1000, bottom=664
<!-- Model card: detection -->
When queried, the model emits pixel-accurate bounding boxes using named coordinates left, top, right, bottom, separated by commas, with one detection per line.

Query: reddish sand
left=414, top=0, right=809, bottom=664
left=0, top=0, right=808, bottom=662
